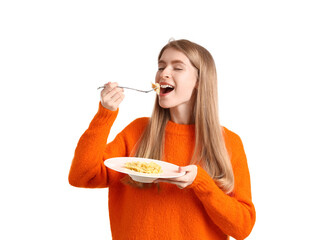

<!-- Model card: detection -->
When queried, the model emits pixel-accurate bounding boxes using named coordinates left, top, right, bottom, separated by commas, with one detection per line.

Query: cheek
left=155, top=72, right=160, bottom=81
left=175, top=86, right=194, bottom=99
left=186, top=76, right=198, bottom=89
left=177, top=81, right=197, bottom=97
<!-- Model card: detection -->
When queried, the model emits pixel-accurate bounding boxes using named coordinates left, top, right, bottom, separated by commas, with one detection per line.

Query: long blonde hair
left=134, top=39, right=234, bottom=194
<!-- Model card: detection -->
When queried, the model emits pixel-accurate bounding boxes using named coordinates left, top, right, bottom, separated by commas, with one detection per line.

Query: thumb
left=179, top=166, right=188, bottom=173
left=179, top=165, right=197, bottom=173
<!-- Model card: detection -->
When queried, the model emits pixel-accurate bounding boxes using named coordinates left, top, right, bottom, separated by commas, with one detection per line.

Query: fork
left=97, top=85, right=157, bottom=93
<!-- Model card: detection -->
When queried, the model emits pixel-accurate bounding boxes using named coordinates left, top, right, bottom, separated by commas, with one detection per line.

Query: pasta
left=124, top=161, right=163, bottom=174
left=151, top=82, right=160, bottom=95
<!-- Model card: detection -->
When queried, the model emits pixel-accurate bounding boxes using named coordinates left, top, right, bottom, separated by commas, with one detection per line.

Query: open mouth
left=160, top=84, right=174, bottom=94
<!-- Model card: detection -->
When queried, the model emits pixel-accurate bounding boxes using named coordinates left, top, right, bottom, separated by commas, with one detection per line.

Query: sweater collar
left=165, top=120, right=195, bottom=135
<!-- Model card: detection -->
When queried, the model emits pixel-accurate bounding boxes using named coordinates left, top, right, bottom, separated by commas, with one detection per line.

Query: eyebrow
left=158, top=60, right=186, bottom=65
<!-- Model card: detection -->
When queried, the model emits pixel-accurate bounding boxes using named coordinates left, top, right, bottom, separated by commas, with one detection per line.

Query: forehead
left=159, top=48, right=190, bottom=64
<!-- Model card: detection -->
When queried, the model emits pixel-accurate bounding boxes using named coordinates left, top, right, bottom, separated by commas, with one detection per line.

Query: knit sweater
left=68, top=103, right=256, bottom=240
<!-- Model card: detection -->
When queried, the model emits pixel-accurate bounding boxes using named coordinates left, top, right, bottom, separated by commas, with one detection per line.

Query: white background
left=1, top=0, right=312, bottom=239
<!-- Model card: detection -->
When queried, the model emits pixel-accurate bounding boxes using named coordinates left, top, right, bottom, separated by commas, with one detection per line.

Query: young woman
left=69, top=39, right=256, bottom=239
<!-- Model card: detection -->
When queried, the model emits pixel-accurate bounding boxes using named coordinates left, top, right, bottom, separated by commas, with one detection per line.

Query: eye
left=158, top=67, right=165, bottom=71
left=173, top=65, right=184, bottom=71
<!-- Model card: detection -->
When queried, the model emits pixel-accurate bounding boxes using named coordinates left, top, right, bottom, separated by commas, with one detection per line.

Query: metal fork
left=97, top=85, right=157, bottom=93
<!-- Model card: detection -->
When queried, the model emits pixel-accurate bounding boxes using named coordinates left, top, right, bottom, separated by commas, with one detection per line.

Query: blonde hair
left=134, top=39, right=234, bottom=194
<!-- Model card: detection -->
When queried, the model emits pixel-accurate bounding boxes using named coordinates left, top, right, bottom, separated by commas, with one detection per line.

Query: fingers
left=157, top=174, right=189, bottom=184
left=101, top=82, right=118, bottom=96
left=100, top=82, right=125, bottom=111
left=155, top=179, right=189, bottom=189
left=154, top=165, right=198, bottom=189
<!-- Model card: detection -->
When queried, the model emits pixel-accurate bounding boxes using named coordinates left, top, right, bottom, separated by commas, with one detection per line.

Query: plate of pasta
left=104, top=157, right=186, bottom=183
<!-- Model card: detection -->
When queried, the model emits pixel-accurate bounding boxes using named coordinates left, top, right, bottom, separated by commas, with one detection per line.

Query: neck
left=169, top=92, right=197, bottom=125
left=170, top=105, right=194, bottom=125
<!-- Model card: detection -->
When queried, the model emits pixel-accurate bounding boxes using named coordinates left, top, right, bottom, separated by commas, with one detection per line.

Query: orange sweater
left=69, top=103, right=256, bottom=240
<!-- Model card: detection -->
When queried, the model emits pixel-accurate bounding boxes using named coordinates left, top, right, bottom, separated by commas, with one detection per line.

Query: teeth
left=160, top=85, right=174, bottom=88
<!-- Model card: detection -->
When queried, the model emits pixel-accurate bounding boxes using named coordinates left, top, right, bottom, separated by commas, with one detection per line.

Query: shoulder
left=128, top=117, right=150, bottom=128
left=222, top=126, right=242, bottom=144
left=121, top=117, right=150, bottom=135
left=222, top=126, right=245, bottom=154
left=222, top=126, right=247, bottom=164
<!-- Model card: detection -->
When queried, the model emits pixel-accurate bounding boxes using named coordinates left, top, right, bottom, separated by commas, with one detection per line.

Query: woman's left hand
left=155, top=165, right=198, bottom=189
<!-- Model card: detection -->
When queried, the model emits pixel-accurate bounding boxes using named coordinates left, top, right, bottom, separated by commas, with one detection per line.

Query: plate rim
left=104, top=157, right=186, bottom=179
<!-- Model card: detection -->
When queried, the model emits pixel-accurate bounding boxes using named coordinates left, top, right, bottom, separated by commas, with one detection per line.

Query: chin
left=159, top=103, right=171, bottom=109
left=158, top=99, right=173, bottom=109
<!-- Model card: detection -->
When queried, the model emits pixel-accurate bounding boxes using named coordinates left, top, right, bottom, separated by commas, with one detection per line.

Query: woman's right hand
left=100, top=82, right=125, bottom=111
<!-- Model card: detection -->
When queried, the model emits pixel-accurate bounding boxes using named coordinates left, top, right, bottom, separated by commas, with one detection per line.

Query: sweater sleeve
left=68, top=102, right=127, bottom=188
left=189, top=134, right=256, bottom=240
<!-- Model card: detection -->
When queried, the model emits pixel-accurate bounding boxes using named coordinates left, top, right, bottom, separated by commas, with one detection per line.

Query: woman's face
left=155, top=48, right=198, bottom=111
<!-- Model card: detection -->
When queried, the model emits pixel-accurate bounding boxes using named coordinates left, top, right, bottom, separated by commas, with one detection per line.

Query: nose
left=159, top=67, right=170, bottom=79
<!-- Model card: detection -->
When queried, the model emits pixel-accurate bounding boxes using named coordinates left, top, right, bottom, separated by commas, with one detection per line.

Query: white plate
left=104, top=157, right=186, bottom=183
